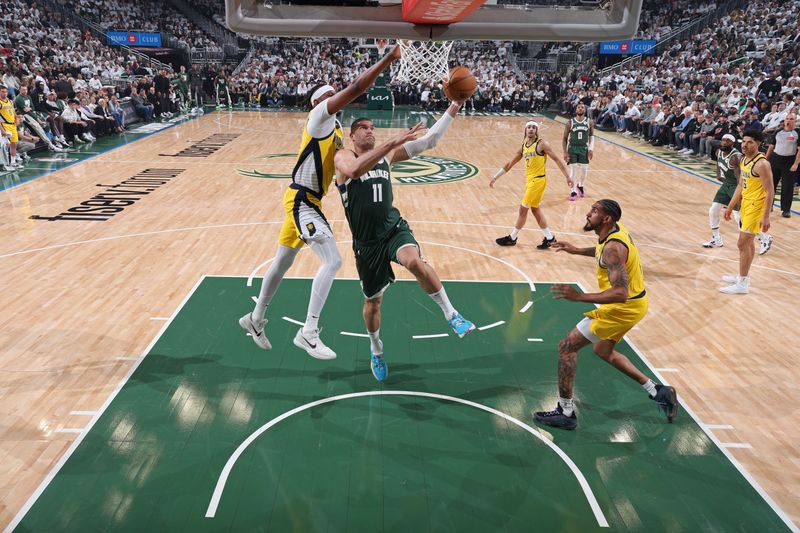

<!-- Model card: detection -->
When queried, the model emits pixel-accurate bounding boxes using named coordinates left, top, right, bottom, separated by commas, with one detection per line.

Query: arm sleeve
left=402, top=112, right=454, bottom=158
left=306, top=100, right=336, bottom=138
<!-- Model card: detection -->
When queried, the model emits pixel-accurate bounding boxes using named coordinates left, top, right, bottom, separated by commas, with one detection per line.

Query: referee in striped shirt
left=766, top=113, right=800, bottom=217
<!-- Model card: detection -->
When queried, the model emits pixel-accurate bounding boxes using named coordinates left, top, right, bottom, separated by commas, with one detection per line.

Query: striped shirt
left=771, top=128, right=800, bottom=157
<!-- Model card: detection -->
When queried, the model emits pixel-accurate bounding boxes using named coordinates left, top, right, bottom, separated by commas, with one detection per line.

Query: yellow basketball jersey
left=522, top=139, right=546, bottom=180
left=291, top=116, right=342, bottom=198
left=595, top=223, right=646, bottom=300
left=0, top=98, right=15, bottom=125
left=740, top=152, right=766, bottom=202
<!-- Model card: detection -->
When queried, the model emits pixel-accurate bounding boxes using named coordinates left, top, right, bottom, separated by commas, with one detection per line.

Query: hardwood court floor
left=1, top=109, right=798, bottom=530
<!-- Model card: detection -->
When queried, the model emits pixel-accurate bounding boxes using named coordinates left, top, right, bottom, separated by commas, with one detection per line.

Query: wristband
left=493, top=168, right=505, bottom=180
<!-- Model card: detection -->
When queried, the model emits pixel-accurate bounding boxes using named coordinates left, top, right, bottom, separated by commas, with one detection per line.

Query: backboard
left=224, top=0, right=644, bottom=42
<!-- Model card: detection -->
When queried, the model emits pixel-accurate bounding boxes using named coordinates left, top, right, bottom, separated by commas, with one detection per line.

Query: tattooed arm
left=551, top=241, right=629, bottom=304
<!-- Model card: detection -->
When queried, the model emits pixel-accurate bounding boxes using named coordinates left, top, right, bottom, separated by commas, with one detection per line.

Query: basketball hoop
left=394, top=40, right=453, bottom=85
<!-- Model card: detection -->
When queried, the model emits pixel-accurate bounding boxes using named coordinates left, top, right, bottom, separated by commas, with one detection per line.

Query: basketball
left=443, top=66, right=476, bottom=101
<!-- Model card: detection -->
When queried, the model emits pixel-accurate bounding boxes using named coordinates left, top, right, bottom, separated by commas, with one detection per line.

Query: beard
left=583, top=220, right=597, bottom=232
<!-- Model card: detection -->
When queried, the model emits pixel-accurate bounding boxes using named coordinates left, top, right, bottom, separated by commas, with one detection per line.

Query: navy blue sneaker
left=370, top=351, right=388, bottom=382
left=533, top=403, right=578, bottom=430
left=652, top=384, right=678, bottom=423
left=448, top=312, right=475, bottom=338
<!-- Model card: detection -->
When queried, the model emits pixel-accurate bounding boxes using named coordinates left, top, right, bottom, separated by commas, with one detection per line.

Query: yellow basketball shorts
left=2, top=124, right=18, bottom=143
left=577, top=293, right=648, bottom=343
left=738, top=199, right=765, bottom=234
left=277, top=186, right=332, bottom=249
left=521, top=177, right=546, bottom=208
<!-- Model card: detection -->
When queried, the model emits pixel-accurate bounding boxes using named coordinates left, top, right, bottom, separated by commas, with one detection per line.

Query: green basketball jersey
left=568, top=117, right=590, bottom=149
left=717, top=148, right=741, bottom=186
left=339, top=157, right=401, bottom=244
left=216, top=78, right=228, bottom=90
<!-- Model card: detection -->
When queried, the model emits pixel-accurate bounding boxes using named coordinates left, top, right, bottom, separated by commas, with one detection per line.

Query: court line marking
left=340, top=331, right=369, bottom=338
left=588, top=282, right=800, bottom=533
left=721, top=443, right=753, bottom=449
left=115, top=356, right=142, bottom=361
left=2, top=274, right=207, bottom=533
left=654, top=368, right=679, bottom=373
left=0, top=111, right=210, bottom=193
left=478, top=320, right=505, bottom=331
left=54, top=428, right=84, bottom=434
left=4, top=219, right=798, bottom=281
left=412, top=333, right=449, bottom=339
left=68, top=411, right=97, bottom=416
left=704, top=424, right=735, bottom=430
left=204, top=389, right=610, bottom=528
left=149, top=317, right=169, bottom=321
left=245, top=240, right=537, bottom=313
left=527, top=338, right=544, bottom=342
left=0, top=221, right=284, bottom=260
left=281, top=316, right=305, bottom=326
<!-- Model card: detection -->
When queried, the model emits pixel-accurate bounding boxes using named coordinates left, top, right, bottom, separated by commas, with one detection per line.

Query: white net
left=394, top=40, right=453, bottom=85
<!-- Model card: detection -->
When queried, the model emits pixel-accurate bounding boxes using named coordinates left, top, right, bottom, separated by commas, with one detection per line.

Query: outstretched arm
left=391, top=101, right=462, bottom=165
left=325, top=46, right=401, bottom=115
left=552, top=241, right=629, bottom=304
left=335, top=123, right=424, bottom=183
left=551, top=241, right=595, bottom=256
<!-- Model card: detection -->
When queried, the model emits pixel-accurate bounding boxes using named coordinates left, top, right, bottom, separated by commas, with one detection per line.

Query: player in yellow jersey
left=491, top=121, right=573, bottom=249
left=0, top=85, right=20, bottom=170
left=721, top=130, right=774, bottom=294
left=532, top=200, right=678, bottom=430
left=240, top=44, right=402, bottom=360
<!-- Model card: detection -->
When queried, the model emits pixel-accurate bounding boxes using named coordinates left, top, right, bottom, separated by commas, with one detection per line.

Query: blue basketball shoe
left=448, top=312, right=475, bottom=338
left=370, top=351, right=388, bottom=382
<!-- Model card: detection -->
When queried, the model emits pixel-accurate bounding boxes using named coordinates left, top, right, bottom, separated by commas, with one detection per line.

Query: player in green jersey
left=703, top=134, right=742, bottom=248
left=562, top=103, right=594, bottom=201
left=335, top=101, right=475, bottom=382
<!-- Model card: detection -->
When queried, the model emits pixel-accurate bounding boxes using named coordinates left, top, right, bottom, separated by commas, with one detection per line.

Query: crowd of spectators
left=70, top=0, right=223, bottom=53
left=556, top=0, right=800, bottom=160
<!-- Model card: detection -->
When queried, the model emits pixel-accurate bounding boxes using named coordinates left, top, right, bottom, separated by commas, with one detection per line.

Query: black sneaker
left=782, top=211, right=791, bottom=218
left=496, top=235, right=518, bottom=246
left=533, top=403, right=577, bottom=430
left=577, top=185, right=585, bottom=198
left=652, top=384, right=679, bottom=423
left=536, top=236, right=557, bottom=250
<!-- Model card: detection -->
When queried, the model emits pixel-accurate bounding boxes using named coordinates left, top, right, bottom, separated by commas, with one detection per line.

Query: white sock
left=559, top=397, right=574, bottom=416
left=712, top=228, right=721, bottom=240
left=429, top=287, right=456, bottom=319
left=303, top=237, right=342, bottom=335
left=643, top=379, right=657, bottom=397
left=570, top=166, right=577, bottom=193
left=368, top=330, right=382, bottom=355
left=709, top=202, right=723, bottom=233
left=579, top=164, right=588, bottom=186
left=254, top=245, right=299, bottom=320
left=738, top=275, right=750, bottom=287
left=510, top=227, right=520, bottom=240
left=542, top=228, right=554, bottom=240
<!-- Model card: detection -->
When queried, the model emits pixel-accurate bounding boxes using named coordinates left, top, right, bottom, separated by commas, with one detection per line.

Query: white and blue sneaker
left=447, top=312, right=475, bottom=338
left=370, top=351, right=388, bottom=382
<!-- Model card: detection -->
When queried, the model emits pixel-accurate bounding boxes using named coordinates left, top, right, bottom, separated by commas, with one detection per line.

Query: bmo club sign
left=107, top=32, right=162, bottom=48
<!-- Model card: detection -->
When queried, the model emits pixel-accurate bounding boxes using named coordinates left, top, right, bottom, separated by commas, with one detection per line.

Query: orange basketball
left=443, top=66, right=476, bottom=101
